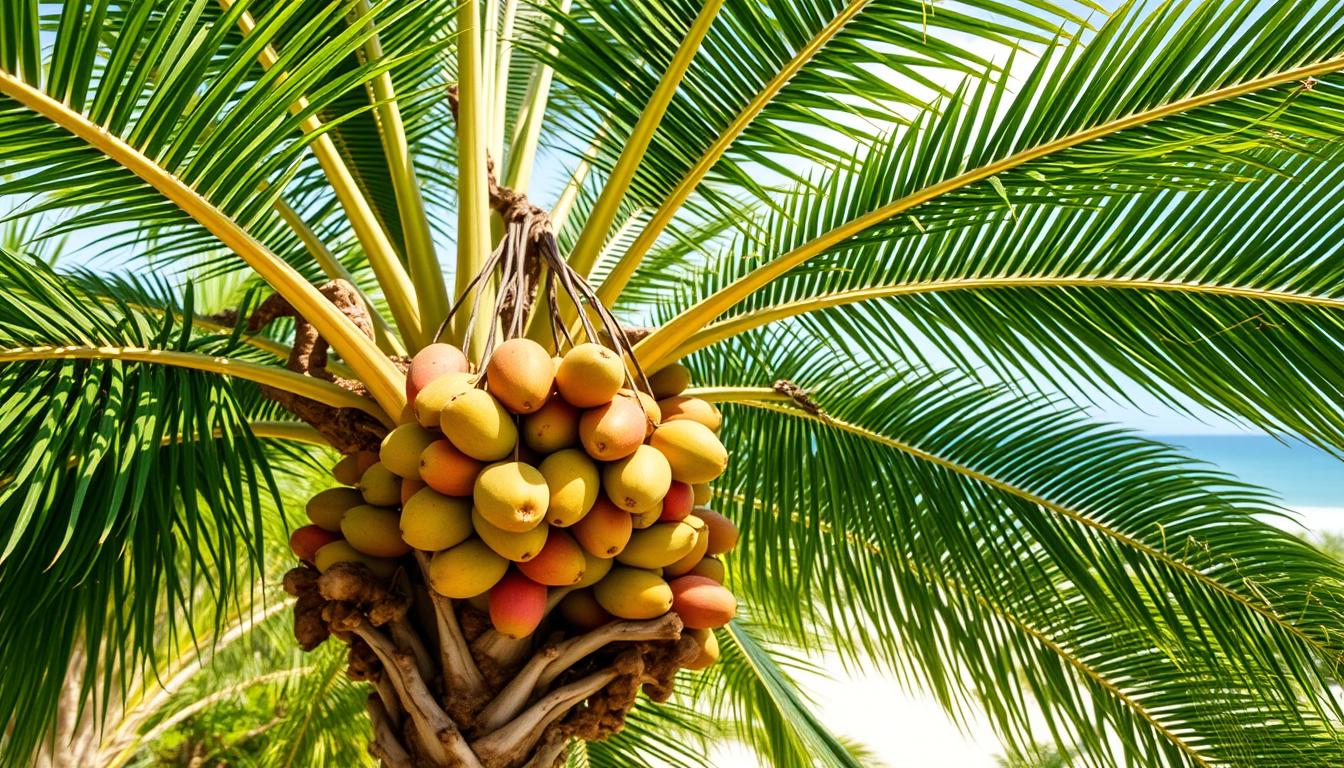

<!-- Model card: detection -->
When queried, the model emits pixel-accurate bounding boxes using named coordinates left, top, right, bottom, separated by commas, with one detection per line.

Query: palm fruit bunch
left=289, top=338, right=739, bottom=667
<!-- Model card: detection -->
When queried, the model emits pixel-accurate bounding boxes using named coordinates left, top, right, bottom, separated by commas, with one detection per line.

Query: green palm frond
left=0, top=250, right=283, bottom=763
left=685, top=325, right=1344, bottom=767
left=667, top=141, right=1344, bottom=452
left=637, top=0, right=1344, bottom=366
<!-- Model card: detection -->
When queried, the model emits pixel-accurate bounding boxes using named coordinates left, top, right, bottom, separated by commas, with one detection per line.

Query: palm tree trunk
left=285, top=561, right=695, bottom=767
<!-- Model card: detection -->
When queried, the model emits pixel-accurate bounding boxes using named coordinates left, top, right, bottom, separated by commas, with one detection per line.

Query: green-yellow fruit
left=486, top=338, right=555, bottom=414
left=603, top=444, right=672, bottom=512
left=689, top=556, right=724, bottom=583
left=314, top=541, right=397, bottom=578
left=358, top=463, right=402, bottom=506
left=657, top=396, right=722, bottom=432
left=555, top=343, right=625, bottom=408
left=539, top=449, right=599, bottom=526
left=428, top=540, right=509, bottom=598
left=647, top=363, right=691, bottom=399
left=616, top=520, right=698, bottom=569
left=650, top=421, right=727, bottom=484
left=414, top=372, right=476, bottom=428
left=692, top=483, right=712, bottom=505
left=683, top=628, right=720, bottom=670
left=594, top=567, right=673, bottom=620
left=306, top=487, right=363, bottom=531
left=573, top=550, right=613, bottom=589
left=331, top=454, right=363, bottom=485
left=380, top=423, right=437, bottom=478
left=572, top=498, right=633, bottom=558
left=474, top=461, right=549, bottom=532
left=473, top=508, right=549, bottom=562
left=400, top=489, right=473, bottom=551
left=341, top=505, right=411, bottom=557
left=522, top=397, right=580, bottom=453
left=441, top=388, right=518, bottom=461
left=664, top=515, right=708, bottom=577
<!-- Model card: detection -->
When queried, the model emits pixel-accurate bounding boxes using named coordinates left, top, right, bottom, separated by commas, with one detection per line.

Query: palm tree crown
left=2, top=0, right=1344, bottom=765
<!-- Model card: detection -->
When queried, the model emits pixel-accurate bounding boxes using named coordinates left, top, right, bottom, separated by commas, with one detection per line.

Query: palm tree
left=3, top=0, right=1344, bottom=765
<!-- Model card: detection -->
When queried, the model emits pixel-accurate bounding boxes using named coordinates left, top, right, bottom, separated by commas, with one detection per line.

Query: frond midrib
left=672, top=275, right=1344, bottom=362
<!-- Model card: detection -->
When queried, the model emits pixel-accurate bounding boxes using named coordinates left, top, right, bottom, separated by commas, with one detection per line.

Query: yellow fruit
left=573, top=550, right=613, bottom=589
left=594, top=567, right=673, bottom=620
left=603, top=445, right=672, bottom=513
left=522, top=397, right=580, bottom=453
left=441, top=388, right=518, bottom=461
left=517, top=530, right=587, bottom=586
left=539, top=449, right=599, bottom=526
left=380, top=423, right=437, bottom=478
left=696, top=508, right=740, bottom=555
left=631, top=505, right=661, bottom=530
left=419, top=439, right=484, bottom=497
left=572, top=498, right=633, bottom=558
left=555, top=343, right=625, bottom=408
left=428, top=540, right=509, bottom=598
left=558, top=589, right=612, bottom=630
left=692, top=483, right=712, bottom=505
left=473, top=508, right=550, bottom=562
left=341, top=505, right=411, bottom=557
left=664, top=515, right=708, bottom=577
left=414, top=372, right=476, bottom=428
left=656, top=396, right=722, bottom=432
left=406, top=343, right=469, bottom=401
left=306, top=487, right=363, bottom=531
left=683, top=628, right=720, bottom=670
left=650, top=421, right=728, bottom=484
left=578, top=397, right=646, bottom=461
left=358, top=463, right=402, bottom=506
left=314, top=541, right=397, bottom=578
left=689, top=556, right=725, bottom=583
left=400, top=489, right=473, bottom=551
left=474, top=461, right=549, bottom=532
left=647, top=363, right=691, bottom=399
left=486, top=338, right=555, bottom=414
left=616, top=520, right=699, bottom=569
left=489, top=571, right=548, bottom=638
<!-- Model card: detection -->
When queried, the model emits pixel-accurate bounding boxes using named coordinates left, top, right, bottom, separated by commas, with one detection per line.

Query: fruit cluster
left=289, top=339, right=738, bottom=669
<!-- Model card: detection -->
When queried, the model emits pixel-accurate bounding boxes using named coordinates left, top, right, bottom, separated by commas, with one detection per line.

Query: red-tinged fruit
left=489, top=572, right=548, bottom=638
left=578, top=396, right=646, bottom=461
left=571, top=497, right=633, bottom=558
left=486, top=338, right=555, bottom=414
left=419, top=439, right=484, bottom=497
left=555, top=343, right=625, bottom=408
left=660, top=481, right=694, bottom=522
left=517, top=530, right=587, bottom=586
left=696, top=508, right=740, bottom=555
left=669, top=575, right=737, bottom=629
left=290, top=525, right=342, bottom=563
left=401, top=476, right=427, bottom=505
left=406, top=343, right=469, bottom=401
